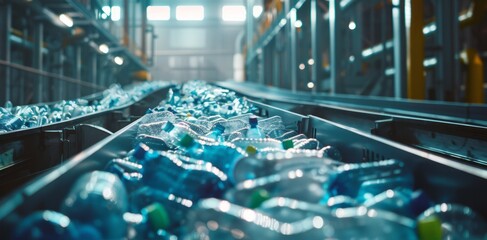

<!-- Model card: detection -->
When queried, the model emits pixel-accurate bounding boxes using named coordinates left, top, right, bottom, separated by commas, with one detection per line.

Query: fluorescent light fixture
left=299, top=63, right=305, bottom=70
left=102, top=6, right=121, bottom=21
left=98, top=44, right=109, bottom=54
left=59, top=14, right=73, bottom=27
left=114, top=56, right=124, bottom=65
left=308, top=59, right=315, bottom=65
left=176, top=5, right=204, bottom=21
left=348, top=20, right=356, bottom=30
left=253, top=6, right=263, bottom=18
left=307, top=82, right=315, bottom=89
left=147, top=6, right=170, bottom=21
left=222, top=5, right=246, bottom=22
left=102, top=6, right=110, bottom=14
left=294, top=20, right=302, bottom=28
left=111, top=6, right=121, bottom=21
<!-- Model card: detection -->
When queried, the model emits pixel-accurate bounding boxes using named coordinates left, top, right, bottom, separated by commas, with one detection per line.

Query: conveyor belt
left=0, top=96, right=486, bottom=235
left=216, top=81, right=487, bottom=167
left=0, top=84, right=173, bottom=196
left=216, top=81, right=487, bottom=126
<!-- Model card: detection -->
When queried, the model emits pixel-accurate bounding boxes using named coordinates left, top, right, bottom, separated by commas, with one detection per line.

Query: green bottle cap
left=282, top=139, right=294, bottom=150
left=179, top=134, right=195, bottom=148
left=248, top=189, right=271, bottom=209
left=143, top=203, right=170, bottom=230
left=246, top=145, right=258, bottom=155
left=417, top=216, right=442, bottom=240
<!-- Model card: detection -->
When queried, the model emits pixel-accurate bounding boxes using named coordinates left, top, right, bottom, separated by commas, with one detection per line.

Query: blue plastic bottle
left=60, top=171, right=129, bottom=239
left=11, top=211, right=86, bottom=240
left=205, top=123, right=226, bottom=142
left=324, top=159, right=410, bottom=201
left=177, top=134, right=246, bottom=174
left=246, top=116, right=264, bottom=138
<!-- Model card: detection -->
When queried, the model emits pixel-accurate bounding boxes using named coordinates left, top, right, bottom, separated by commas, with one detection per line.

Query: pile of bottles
left=0, top=82, right=166, bottom=133
left=11, top=81, right=487, bottom=239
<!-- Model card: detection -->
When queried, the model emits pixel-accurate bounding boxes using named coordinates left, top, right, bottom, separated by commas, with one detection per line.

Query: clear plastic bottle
left=180, top=198, right=417, bottom=240
left=231, top=153, right=341, bottom=183
left=417, top=203, right=487, bottom=239
left=60, top=171, right=129, bottom=239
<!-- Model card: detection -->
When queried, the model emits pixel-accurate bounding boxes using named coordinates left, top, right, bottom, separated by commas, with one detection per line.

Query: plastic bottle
left=231, top=152, right=341, bottom=183
left=205, top=123, right=226, bottom=142
left=11, top=211, right=84, bottom=240
left=60, top=171, right=129, bottom=239
left=129, top=187, right=194, bottom=233
left=181, top=198, right=417, bottom=240
left=141, top=151, right=230, bottom=200
left=246, top=116, right=264, bottom=138
left=324, top=159, right=410, bottom=201
left=0, top=114, right=24, bottom=131
left=177, top=134, right=246, bottom=174
left=417, top=203, right=487, bottom=240
left=231, top=138, right=294, bottom=151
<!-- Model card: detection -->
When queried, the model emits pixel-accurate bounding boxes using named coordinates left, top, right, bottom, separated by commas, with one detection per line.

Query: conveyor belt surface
left=0, top=82, right=486, bottom=239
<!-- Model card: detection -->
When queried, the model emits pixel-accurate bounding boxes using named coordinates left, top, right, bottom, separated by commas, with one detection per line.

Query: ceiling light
left=59, top=14, right=73, bottom=27
left=114, top=56, right=124, bottom=65
left=98, top=44, right=109, bottom=54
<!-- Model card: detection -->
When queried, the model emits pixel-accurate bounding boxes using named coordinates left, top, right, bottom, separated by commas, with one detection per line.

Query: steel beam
left=406, top=0, right=425, bottom=100
left=246, top=0, right=255, bottom=81
left=329, top=0, right=342, bottom=94
left=33, top=22, right=44, bottom=103
left=290, top=8, right=297, bottom=92
left=436, top=0, right=459, bottom=101
left=74, top=45, right=82, bottom=98
left=310, top=0, right=319, bottom=94
left=0, top=3, right=12, bottom=104
left=392, top=0, right=407, bottom=98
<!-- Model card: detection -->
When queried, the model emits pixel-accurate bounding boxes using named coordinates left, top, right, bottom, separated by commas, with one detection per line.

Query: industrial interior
left=1, top=0, right=487, bottom=239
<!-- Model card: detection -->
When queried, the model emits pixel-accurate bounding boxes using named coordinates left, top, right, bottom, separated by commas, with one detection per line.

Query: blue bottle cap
left=249, top=116, right=258, bottom=125
left=162, top=122, right=175, bottom=132
left=214, top=123, right=225, bottom=133
left=133, top=143, right=150, bottom=160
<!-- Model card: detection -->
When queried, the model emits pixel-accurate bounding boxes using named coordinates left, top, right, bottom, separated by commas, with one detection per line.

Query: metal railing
left=0, top=60, right=105, bottom=106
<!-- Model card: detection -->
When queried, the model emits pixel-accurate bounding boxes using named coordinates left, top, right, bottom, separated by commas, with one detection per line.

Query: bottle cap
left=249, top=116, right=258, bottom=125
left=245, top=145, right=258, bottom=155
left=417, top=216, right=442, bottom=240
left=248, top=189, right=271, bottom=209
left=133, top=143, right=150, bottom=160
left=162, top=121, right=175, bottom=132
left=179, top=134, right=195, bottom=148
left=143, top=203, right=170, bottom=230
left=214, top=123, right=225, bottom=133
left=282, top=139, right=294, bottom=150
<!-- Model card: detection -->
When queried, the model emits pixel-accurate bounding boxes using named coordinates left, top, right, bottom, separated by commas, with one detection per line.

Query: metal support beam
left=91, top=51, right=97, bottom=94
left=56, top=50, right=64, bottom=101
left=74, top=45, right=82, bottom=98
left=0, top=3, right=12, bottom=104
left=290, top=8, right=298, bottom=92
left=246, top=0, right=255, bottom=81
left=392, top=0, right=407, bottom=98
left=123, top=0, right=129, bottom=47
left=436, top=0, right=459, bottom=101
left=141, top=1, right=147, bottom=63
left=310, top=0, right=320, bottom=94
left=329, top=0, right=342, bottom=94
left=406, top=0, right=425, bottom=100
left=33, top=23, right=44, bottom=103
